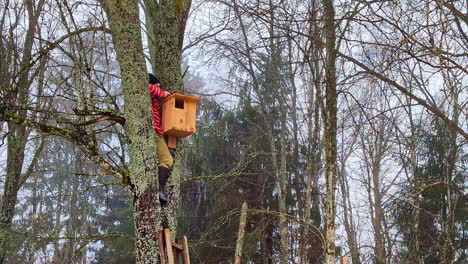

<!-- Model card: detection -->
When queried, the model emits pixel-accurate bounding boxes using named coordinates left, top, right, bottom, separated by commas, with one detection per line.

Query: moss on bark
left=99, top=0, right=163, bottom=263
left=144, top=0, right=191, bottom=238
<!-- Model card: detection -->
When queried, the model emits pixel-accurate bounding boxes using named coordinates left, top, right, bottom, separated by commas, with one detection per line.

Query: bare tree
left=0, top=1, right=46, bottom=262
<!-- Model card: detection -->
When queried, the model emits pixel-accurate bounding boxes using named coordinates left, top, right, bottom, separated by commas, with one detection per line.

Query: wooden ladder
left=158, top=228, right=190, bottom=264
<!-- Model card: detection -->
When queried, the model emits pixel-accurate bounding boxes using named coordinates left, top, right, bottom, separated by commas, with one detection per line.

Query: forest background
left=0, top=0, right=466, bottom=263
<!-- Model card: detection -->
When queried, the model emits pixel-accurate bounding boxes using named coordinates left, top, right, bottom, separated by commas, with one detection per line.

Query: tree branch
left=338, top=51, right=468, bottom=141
left=18, top=135, right=46, bottom=189
left=15, top=26, right=111, bottom=81
left=0, top=111, right=128, bottom=180
left=439, top=0, right=468, bottom=25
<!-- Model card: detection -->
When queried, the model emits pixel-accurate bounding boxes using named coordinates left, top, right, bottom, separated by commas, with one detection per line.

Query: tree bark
left=323, top=0, right=338, bottom=263
left=144, top=0, right=191, bottom=92
left=98, top=1, right=162, bottom=263
left=234, top=202, right=248, bottom=264
left=143, top=0, right=190, bottom=233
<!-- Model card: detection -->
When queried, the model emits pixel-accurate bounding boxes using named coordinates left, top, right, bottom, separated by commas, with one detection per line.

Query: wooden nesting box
left=162, top=93, right=201, bottom=148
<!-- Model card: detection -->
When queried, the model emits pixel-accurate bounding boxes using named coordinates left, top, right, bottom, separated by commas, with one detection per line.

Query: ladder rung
left=172, top=242, right=183, bottom=251
left=160, top=228, right=190, bottom=264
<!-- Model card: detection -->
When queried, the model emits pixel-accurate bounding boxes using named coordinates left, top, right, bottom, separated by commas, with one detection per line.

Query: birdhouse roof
left=163, top=93, right=201, bottom=103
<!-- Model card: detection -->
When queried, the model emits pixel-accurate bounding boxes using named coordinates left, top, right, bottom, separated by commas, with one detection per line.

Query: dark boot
left=158, top=166, right=171, bottom=205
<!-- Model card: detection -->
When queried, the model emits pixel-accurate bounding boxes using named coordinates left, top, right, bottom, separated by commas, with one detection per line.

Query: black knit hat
left=148, top=73, right=160, bottom=84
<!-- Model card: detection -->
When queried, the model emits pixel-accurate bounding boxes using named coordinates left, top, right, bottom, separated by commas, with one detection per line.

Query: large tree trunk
left=98, top=1, right=163, bottom=263
left=323, top=0, right=338, bottom=263
left=144, top=0, right=190, bottom=233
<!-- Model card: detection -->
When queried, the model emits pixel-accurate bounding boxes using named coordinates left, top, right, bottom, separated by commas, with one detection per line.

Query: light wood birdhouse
left=162, top=93, right=201, bottom=148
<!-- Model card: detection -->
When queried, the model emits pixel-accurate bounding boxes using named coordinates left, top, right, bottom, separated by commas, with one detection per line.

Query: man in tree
left=148, top=73, right=173, bottom=205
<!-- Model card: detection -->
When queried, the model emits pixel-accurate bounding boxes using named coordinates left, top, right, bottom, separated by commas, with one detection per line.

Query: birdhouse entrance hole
left=175, top=98, right=184, bottom=109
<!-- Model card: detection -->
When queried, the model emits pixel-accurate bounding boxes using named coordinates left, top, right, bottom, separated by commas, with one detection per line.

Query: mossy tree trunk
left=323, top=0, right=338, bottom=263
left=144, top=0, right=191, bottom=92
left=143, top=0, right=191, bottom=232
left=98, top=1, right=163, bottom=263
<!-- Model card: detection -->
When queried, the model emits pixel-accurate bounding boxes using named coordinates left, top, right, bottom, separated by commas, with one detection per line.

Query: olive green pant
left=157, top=134, right=173, bottom=168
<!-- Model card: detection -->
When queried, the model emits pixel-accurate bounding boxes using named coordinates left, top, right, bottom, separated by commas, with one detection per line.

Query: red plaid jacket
left=149, top=84, right=170, bottom=134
